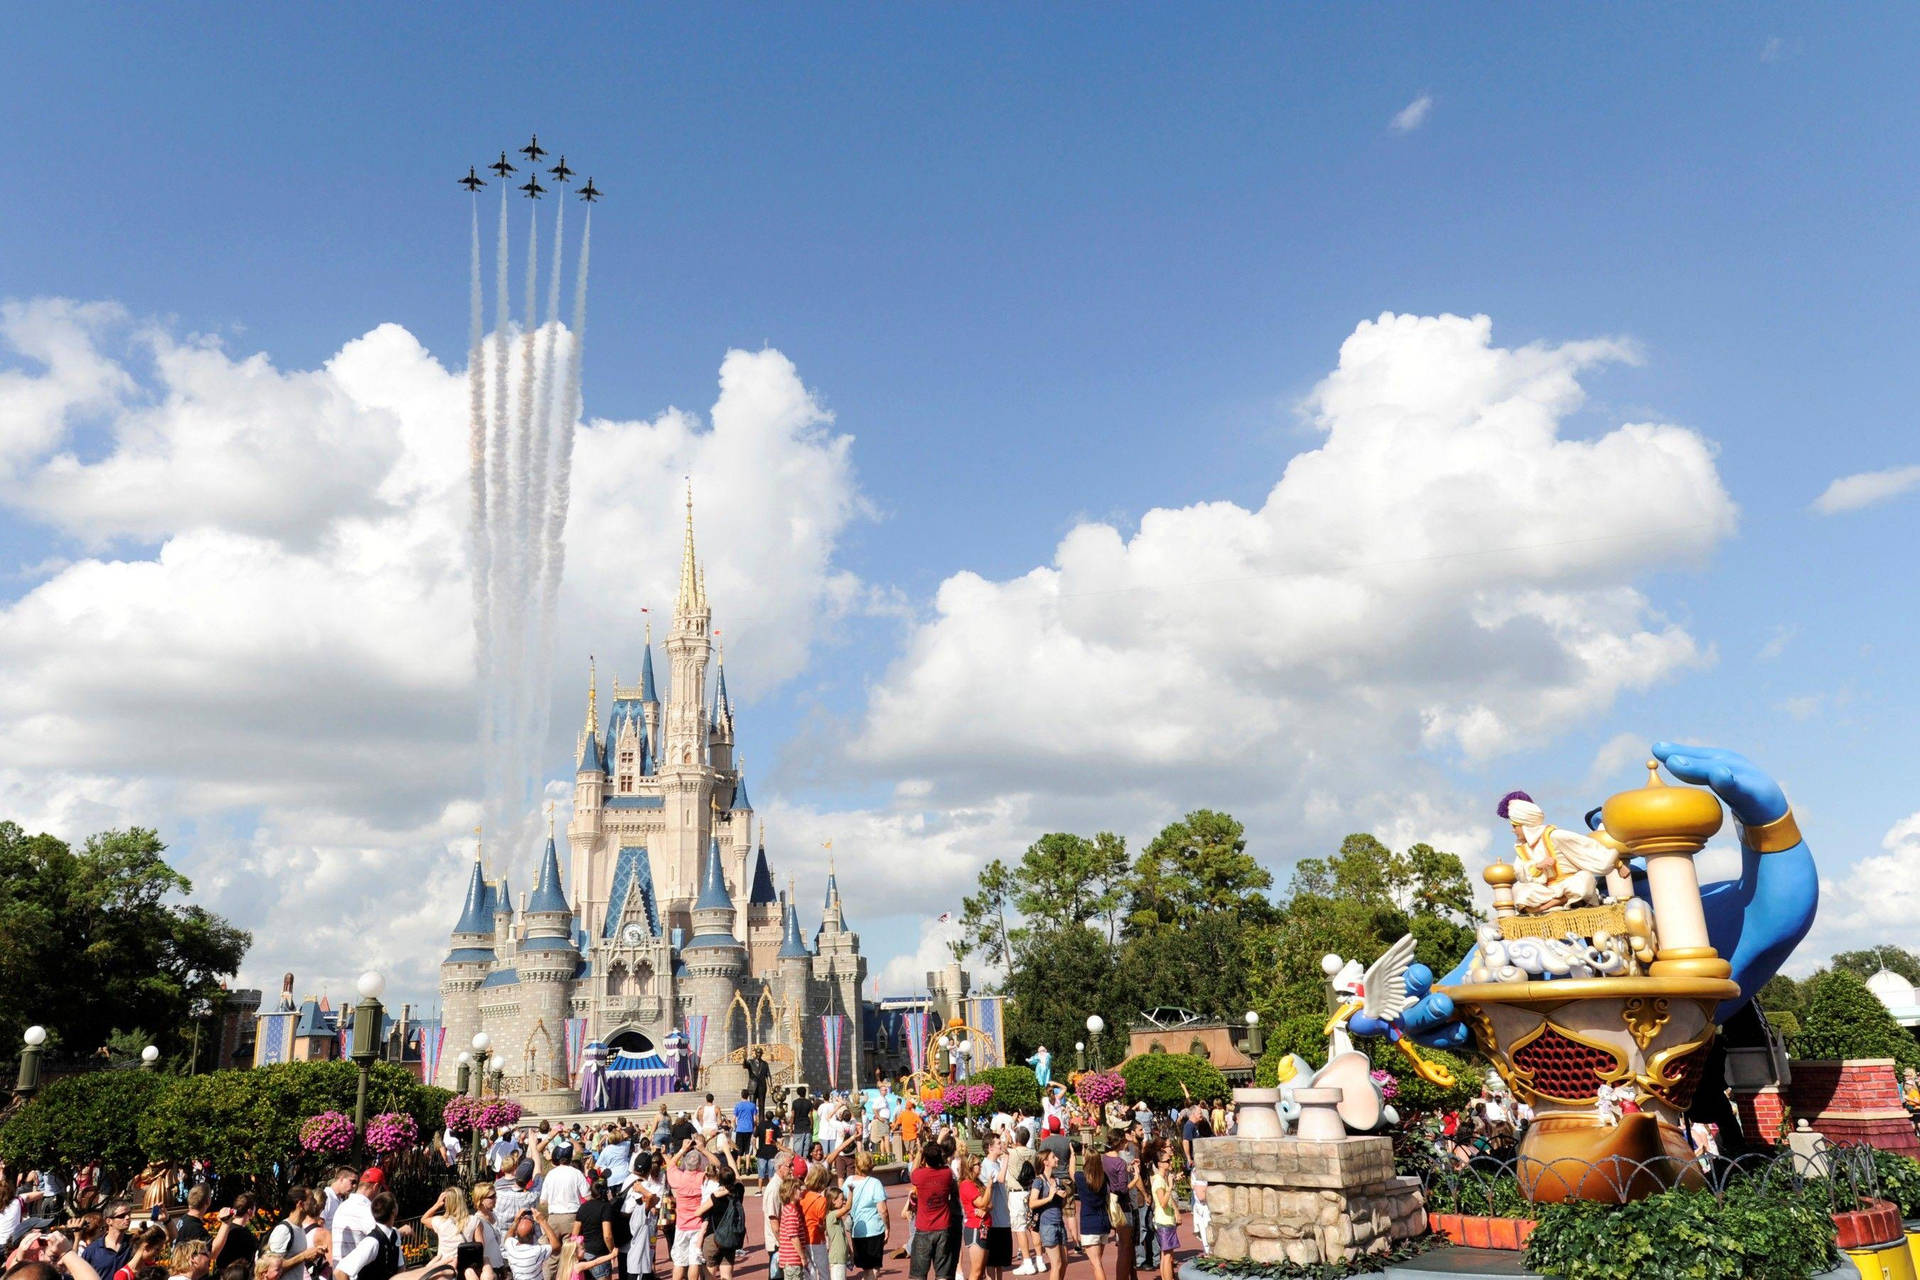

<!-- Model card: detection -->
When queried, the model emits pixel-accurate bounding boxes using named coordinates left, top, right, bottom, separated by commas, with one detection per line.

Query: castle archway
left=607, top=1027, right=655, bottom=1054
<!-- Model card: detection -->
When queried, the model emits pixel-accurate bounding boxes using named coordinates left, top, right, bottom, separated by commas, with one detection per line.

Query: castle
left=437, top=496, right=869, bottom=1102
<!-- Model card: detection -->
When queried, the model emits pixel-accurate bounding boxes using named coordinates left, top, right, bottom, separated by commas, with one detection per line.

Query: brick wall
left=1781, top=1058, right=1919, bottom=1156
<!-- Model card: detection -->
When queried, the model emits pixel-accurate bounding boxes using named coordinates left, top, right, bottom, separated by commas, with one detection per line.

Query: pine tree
left=1794, top=967, right=1920, bottom=1069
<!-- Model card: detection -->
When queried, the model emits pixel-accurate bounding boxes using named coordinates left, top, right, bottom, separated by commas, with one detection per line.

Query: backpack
left=357, top=1228, right=402, bottom=1280
left=710, top=1193, right=747, bottom=1251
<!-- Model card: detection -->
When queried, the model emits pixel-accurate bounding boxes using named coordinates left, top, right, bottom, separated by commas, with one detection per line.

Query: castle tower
left=571, top=662, right=606, bottom=896
left=640, top=626, right=661, bottom=758
left=516, top=830, right=576, bottom=1086
left=815, top=860, right=868, bottom=1088
left=709, top=648, right=735, bottom=776
left=683, top=839, right=748, bottom=1093
left=436, top=855, right=495, bottom=1087
left=660, top=486, right=713, bottom=903
left=775, top=885, right=819, bottom=1083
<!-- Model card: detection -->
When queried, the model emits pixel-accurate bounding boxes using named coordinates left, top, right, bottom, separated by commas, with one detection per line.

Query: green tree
left=1831, top=946, right=1920, bottom=986
left=1757, top=974, right=1805, bottom=1022
left=1794, top=968, right=1920, bottom=1069
left=1013, top=833, right=1131, bottom=942
left=958, top=859, right=1016, bottom=971
left=0, top=822, right=250, bottom=1057
left=1002, top=924, right=1126, bottom=1066
left=1115, top=912, right=1275, bottom=1025
left=1127, top=810, right=1277, bottom=933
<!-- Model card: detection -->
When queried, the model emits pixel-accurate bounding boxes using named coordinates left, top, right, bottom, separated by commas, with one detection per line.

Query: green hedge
left=969, top=1065, right=1042, bottom=1114
left=1523, top=1181, right=1837, bottom=1280
left=1793, top=968, right=1920, bottom=1069
left=0, top=1059, right=449, bottom=1185
left=1118, top=1052, right=1229, bottom=1108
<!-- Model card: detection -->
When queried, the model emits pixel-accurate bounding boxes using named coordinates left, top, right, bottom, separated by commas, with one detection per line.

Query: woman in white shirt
left=464, top=1183, right=505, bottom=1280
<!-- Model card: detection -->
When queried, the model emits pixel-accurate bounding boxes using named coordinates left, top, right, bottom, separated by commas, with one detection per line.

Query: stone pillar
left=1191, top=1135, right=1426, bottom=1269
left=1785, top=1058, right=1920, bottom=1155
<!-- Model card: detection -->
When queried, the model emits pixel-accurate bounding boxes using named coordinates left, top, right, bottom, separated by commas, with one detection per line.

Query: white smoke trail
left=536, top=205, right=590, bottom=711
left=502, top=202, right=541, bottom=828
left=521, top=194, right=568, bottom=786
left=484, top=180, right=513, bottom=844
left=467, top=196, right=491, bottom=780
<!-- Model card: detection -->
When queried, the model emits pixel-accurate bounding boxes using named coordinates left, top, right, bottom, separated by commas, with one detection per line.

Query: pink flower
left=300, top=1111, right=356, bottom=1155
left=365, top=1112, right=420, bottom=1155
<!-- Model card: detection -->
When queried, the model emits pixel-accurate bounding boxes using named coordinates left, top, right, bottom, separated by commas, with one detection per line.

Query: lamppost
left=140, top=1045, right=160, bottom=1072
left=351, top=971, right=386, bottom=1136
left=16, top=1026, right=46, bottom=1100
left=456, top=1051, right=473, bottom=1095
left=1085, top=1015, right=1105, bottom=1072
left=471, top=1032, right=492, bottom=1098
left=953, top=1039, right=973, bottom=1146
left=1074, top=1040, right=1085, bottom=1073
left=1244, top=1010, right=1263, bottom=1059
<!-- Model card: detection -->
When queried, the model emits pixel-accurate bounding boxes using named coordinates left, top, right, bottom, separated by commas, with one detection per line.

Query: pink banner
left=822, top=1014, right=845, bottom=1090
left=564, top=1018, right=589, bottom=1080
left=422, top=1025, right=447, bottom=1086
left=904, top=1011, right=928, bottom=1076
left=685, top=1014, right=709, bottom=1079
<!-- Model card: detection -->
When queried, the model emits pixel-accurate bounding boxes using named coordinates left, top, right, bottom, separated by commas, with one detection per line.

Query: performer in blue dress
left=1028, top=1044, right=1052, bottom=1088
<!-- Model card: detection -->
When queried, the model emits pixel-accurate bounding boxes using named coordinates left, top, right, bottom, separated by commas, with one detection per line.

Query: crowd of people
left=2, top=1083, right=1225, bottom=1280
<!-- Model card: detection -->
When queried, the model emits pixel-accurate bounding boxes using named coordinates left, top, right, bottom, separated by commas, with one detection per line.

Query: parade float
left=1191, top=742, right=1830, bottom=1274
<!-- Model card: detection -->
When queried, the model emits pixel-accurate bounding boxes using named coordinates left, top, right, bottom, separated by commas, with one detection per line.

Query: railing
left=1418, top=1139, right=1885, bottom=1215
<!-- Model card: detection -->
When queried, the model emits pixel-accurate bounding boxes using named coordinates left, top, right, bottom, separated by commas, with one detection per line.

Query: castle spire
left=676, top=480, right=703, bottom=616
left=453, top=853, right=492, bottom=935
left=584, top=657, right=598, bottom=736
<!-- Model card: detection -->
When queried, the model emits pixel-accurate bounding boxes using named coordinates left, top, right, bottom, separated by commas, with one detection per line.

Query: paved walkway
left=669, top=1180, right=1199, bottom=1280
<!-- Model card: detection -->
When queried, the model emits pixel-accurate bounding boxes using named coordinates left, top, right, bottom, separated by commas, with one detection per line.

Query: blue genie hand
left=1388, top=742, right=1816, bottom=1046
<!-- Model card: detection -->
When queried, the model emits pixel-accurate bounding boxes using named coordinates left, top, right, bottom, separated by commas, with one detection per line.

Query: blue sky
left=3, top=5, right=1917, bottom=1005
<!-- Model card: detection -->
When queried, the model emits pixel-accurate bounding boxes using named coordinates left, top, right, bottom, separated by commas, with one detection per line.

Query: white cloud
left=832, top=313, right=1735, bottom=907
left=1390, top=95, right=1435, bottom=133
left=1811, top=465, right=1920, bottom=515
left=1760, top=36, right=1787, bottom=63
left=1587, top=731, right=1651, bottom=788
left=878, top=914, right=973, bottom=994
left=0, top=300, right=865, bottom=1000
left=1755, top=623, right=1797, bottom=663
left=1809, top=812, right=1920, bottom=948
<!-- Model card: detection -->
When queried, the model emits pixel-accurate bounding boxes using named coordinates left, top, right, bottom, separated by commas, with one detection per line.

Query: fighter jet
left=577, top=178, right=602, bottom=203
left=519, top=174, right=546, bottom=199
left=459, top=166, right=486, bottom=192
left=488, top=151, right=517, bottom=177
left=548, top=155, right=574, bottom=184
left=519, top=134, right=547, bottom=162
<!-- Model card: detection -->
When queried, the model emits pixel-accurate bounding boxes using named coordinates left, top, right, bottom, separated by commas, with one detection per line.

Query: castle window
left=619, top=774, right=633, bottom=790
left=621, top=750, right=633, bottom=765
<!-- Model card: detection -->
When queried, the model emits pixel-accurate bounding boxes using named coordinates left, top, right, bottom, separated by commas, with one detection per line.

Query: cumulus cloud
left=1390, top=95, right=1435, bottom=132
left=1810, top=812, right=1920, bottom=951
left=1811, top=465, right=1920, bottom=515
left=0, top=300, right=865, bottom=999
left=840, top=313, right=1736, bottom=890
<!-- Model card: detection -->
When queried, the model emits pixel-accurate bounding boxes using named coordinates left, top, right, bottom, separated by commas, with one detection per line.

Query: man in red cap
left=328, top=1171, right=384, bottom=1264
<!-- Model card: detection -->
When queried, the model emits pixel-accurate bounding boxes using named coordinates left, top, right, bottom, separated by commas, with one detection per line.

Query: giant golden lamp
left=1604, top=761, right=1729, bottom=979
left=1601, top=761, right=1724, bottom=854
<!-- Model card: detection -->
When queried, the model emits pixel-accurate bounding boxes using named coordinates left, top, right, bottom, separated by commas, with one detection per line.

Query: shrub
left=1118, top=1052, right=1229, bottom=1109
left=1523, top=1181, right=1837, bottom=1280
left=1870, top=1148, right=1920, bottom=1218
left=969, top=1066, right=1041, bottom=1113
left=1794, top=968, right=1920, bottom=1069
left=0, top=1069, right=169, bottom=1178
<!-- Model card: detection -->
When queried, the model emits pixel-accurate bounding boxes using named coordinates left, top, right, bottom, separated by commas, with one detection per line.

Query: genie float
left=1353, top=742, right=1817, bottom=1202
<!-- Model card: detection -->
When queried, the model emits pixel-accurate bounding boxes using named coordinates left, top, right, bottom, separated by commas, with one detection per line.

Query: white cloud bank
left=0, top=298, right=864, bottom=1000
left=1811, top=465, right=1920, bottom=515
left=832, top=313, right=1736, bottom=906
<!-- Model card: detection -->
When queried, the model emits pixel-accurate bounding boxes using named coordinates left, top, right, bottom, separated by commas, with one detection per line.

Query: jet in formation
left=520, top=134, right=547, bottom=162
left=519, top=174, right=547, bottom=199
left=489, top=152, right=517, bottom=177
left=549, top=156, right=574, bottom=184
left=459, top=166, right=486, bottom=191
left=577, top=178, right=602, bottom=203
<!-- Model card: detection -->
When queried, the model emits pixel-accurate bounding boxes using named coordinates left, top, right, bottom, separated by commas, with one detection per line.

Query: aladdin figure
left=1497, top=790, right=1627, bottom=913
left=1028, top=1045, right=1052, bottom=1088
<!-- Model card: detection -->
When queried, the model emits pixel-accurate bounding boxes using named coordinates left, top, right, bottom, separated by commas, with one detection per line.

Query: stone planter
left=1427, top=1212, right=1537, bottom=1251
left=1293, top=1087, right=1346, bottom=1141
left=1230, top=1087, right=1285, bottom=1138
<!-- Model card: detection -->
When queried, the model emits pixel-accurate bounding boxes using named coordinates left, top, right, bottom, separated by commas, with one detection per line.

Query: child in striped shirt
left=777, top=1180, right=807, bottom=1280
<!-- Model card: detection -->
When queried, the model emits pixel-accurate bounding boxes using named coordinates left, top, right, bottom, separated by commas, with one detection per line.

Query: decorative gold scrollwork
left=1622, top=996, right=1671, bottom=1051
